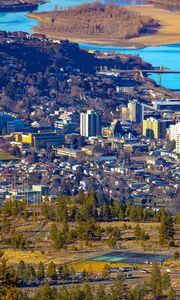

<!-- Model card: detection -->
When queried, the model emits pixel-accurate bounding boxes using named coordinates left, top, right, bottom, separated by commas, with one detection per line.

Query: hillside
left=151, top=0, right=180, bottom=9
left=29, top=2, right=159, bottom=46
left=0, top=32, right=156, bottom=117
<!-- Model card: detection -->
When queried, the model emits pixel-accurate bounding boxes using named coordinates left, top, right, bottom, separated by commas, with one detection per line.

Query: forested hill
left=29, top=2, right=159, bottom=42
left=0, top=33, right=152, bottom=115
left=0, top=39, right=95, bottom=73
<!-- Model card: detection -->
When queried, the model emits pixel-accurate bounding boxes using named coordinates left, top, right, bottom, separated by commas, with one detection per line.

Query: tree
left=102, top=264, right=111, bottom=278
left=111, top=271, right=126, bottom=300
left=26, top=264, right=36, bottom=285
left=173, top=251, right=179, bottom=260
left=150, top=263, right=162, bottom=298
left=50, top=223, right=58, bottom=241
left=46, top=262, right=57, bottom=280
left=0, top=251, right=20, bottom=299
left=41, top=203, right=55, bottom=221
left=167, top=287, right=175, bottom=300
left=33, top=283, right=57, bottom=300
left=126, top=287, right=143, bottom=300
left=159, top=214, right=167, bottom=246
left=161, top=272, right=171, bottom=290
left=77, top=220, right=101, bottom=241
left=166, top=215, right=175, bottom=240
left=83, top=283, right=93, bottom=300
left=56, top=197, right=68, bottom=223
left=37, top=262, right=45, bottom=281
left=17, top=260, right=26, bottom=284
left=134, top=224, right=141, bottom=241
left=71, top=285, right=85, bottom=300
left=61, top=265, right=70, bottom=280
left=95, top=284, right=107, bottom=300
left=175, top=212, right=180, bottom=224
left=159, top=214, right=175, bottom=245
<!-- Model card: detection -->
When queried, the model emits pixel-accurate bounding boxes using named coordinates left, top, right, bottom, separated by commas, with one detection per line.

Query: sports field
left=90, top=251, right=171, bottom=265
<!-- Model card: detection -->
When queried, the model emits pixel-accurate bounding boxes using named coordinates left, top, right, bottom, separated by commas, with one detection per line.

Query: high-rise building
left=176, top=135, right=180, bottom=154
left=169, top=122, right=180, bottom=153
left=143, top=118, right=168, bottom=139
left=169, top=122, right=180, bottom=141
left=128, top=100, right=144, bottom=123
left=80, top=110, right=101, bottom=137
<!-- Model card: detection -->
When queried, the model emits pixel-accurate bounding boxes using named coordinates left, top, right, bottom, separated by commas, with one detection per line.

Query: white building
left=169, top=122, right=180, bottom=154
left=80, top=110, right=101, bottom=137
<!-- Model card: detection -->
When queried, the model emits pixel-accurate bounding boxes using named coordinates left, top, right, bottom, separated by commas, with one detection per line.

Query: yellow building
left=121, top=107, right=129, bottom=120
left=15, top=133, right=33, bottom=145
left=15, top=132, right=64, bottom=147
left=143, top=118, right=167, bottom=139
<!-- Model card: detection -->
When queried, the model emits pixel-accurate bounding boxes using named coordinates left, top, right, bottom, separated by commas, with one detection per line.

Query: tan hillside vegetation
left=29, top=2, right=159, bottom=42
left=151, top=0, right=180, bottom=9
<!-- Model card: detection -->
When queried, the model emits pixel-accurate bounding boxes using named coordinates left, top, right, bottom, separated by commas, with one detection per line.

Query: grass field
left=0, top=149, right=18, bottom=161
left=69, top=260, right=129, bottom=273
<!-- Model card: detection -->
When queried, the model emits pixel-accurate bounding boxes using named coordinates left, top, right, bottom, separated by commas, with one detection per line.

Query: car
left=126, top=274, right=133, bottom=278
left=140, top=269, right=149, bottom=274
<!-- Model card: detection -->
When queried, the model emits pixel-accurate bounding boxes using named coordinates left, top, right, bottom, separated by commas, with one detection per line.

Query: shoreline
left=28, top=4, right=180, bottom=49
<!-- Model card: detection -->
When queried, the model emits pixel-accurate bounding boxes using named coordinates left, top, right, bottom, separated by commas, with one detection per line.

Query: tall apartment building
left=128, top=100, right=144, bottom=123
left=176, top=135, right=180, bottom=154
left=80, top=110, right=101, bottom=137
left=169, top=122, right=180, bottom=154
left=143, top=118, right=168, bottom=139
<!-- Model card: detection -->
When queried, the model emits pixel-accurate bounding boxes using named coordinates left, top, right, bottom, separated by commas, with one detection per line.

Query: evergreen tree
left=95, top=284, right=107, bottom=300
left=0, top=251, right=20, bottom=299
left=161, top=272, right=171, bottom=290
left=61, top=265, right=70, bottom=280
left=150, top=263, right=162, bottom=298
left=166, top=215, right=175, bottom=240
left=126, top=287, right=143, bottom=300
left=134, top=224, right=141, bottom=241
left=33, top=283, right=57, bottom=300
left=173, top=251, right=179, bottom=260
left=159, top=214, right=175, bottom=245
left=17, top=260, right=26, bottom=283
left=56, top=197, right=68, bottom=223
left=46, top=262, right=57, bottom=280
left=37, top=262, right=45, bottom=281
left=167, top=287, right=175, bottom=300
left=26, top=264, right=36, bottom=285
left=159, top=214, right=167, bottom=246
left=102, top=264, right=111, bottom=278
left=83, top=283, right=93, bottom=300
left=71, top=285, right=85, bottom=300
left=111, top=271, right=126, bottom=300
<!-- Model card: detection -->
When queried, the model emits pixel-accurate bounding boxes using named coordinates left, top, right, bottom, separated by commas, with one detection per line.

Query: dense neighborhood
left=0, top=31, right=179, bottom=299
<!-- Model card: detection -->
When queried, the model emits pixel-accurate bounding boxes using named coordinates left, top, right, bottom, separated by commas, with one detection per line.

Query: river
left=0, top=0, right=180, bottom=90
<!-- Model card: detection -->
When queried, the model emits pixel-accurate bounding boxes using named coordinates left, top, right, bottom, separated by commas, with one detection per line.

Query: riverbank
left=28, top=4, right=180, bottom=48
left=0, top=0, right=46, bottom=13
left=125, top=5, right=180, bottom=46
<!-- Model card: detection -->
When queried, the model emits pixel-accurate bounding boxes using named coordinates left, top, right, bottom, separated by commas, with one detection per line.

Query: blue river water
left=79, top=43, right=180, bottom=91
left=0, top=0, right=180, bottom=90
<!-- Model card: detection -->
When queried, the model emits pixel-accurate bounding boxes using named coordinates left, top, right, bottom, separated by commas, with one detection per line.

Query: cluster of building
left=0, top=32, right=179, bottom=210
left=0, top=96, right=179, bottom=210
